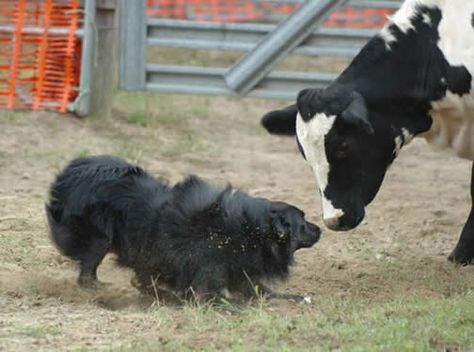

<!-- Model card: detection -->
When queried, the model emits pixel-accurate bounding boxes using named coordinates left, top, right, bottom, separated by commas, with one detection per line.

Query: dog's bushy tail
left=45, top=203, right=83, bottom=261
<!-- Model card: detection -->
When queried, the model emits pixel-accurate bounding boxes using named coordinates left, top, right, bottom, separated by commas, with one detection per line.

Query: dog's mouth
left=296, top=223, right=321, bottom=250
left=296, top=237, right=319, bottom=250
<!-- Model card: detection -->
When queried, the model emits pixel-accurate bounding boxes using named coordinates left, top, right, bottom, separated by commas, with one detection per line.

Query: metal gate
left=119, top=0, right=401, bottom=100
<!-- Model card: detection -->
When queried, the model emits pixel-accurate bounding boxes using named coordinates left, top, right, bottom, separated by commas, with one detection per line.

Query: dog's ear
left=202, top=190, right=228, bottom=217
left=269, top=206, right=291, bottom=241
left=205, top=201, right=221, bottom=217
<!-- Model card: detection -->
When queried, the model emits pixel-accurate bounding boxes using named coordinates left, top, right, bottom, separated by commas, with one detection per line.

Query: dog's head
left=268, top=201, right=320, bottom=253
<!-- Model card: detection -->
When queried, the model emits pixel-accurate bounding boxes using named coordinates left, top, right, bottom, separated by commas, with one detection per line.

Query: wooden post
left=119, top=0, right=147, bottom=91
left=91, top=0, right=118, bottom=118
left=76, top=0, right=118, bottom=118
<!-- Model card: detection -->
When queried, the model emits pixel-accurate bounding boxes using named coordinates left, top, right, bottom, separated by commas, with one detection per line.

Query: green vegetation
left=19, top=325, right=62, bottom=338
left=114, top=292, right=474, bottom=351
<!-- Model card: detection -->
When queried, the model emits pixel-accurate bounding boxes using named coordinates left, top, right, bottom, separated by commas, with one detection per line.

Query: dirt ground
left=1, top=93, right=474, bottom=351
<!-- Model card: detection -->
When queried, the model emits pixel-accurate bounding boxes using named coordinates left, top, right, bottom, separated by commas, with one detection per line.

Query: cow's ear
left=341, top=91, right=374, bottom=135
left=261, top=104, right=297, bottom=135
left=296, top=88, right=320, bottom=121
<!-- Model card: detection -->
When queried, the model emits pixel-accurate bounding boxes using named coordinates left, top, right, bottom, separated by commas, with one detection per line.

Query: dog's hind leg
left=187, top=266, right=229, bottom=302
left=48, top=213, right=112, bottom=289
left=77, top=234, right=111, bottom=289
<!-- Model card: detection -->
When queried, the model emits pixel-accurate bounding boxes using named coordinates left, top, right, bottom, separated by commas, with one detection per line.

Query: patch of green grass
left=0, top=109, right=22, bottom=123
left=114, top=292, right=474, bottom=352
left=0, top=230, right=38, bottom=264
left=76, top=147, right=92, bottom=158
left=115, top=142, right=144, bottom=165
left=160, top=132, right=218, bottom=158
left=147, top=47, right=240, bottom=67
left=113, top=92, right=210, bottom=129
left=126, top=111, right=150, bottom=127
left=19, top=324, right=62, bottom=338
left=74, top=348, right=90, bottom=352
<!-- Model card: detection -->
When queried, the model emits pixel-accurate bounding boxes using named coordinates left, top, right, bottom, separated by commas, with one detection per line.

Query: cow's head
left=260, top=2, right=474, bottom=231
left=263, top=86, right=405, bottom=231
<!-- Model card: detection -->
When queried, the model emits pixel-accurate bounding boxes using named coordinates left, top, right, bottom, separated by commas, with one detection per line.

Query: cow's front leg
left=448, top=163, right=474, bottom=265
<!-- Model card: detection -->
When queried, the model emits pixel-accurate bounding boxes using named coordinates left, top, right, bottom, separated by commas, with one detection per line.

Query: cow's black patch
left=296, top=88, right=351, bottom=122
left=261, top=104, right=297, bottom=135
left=447, top=65, right=472, bottom=96
left=338, top=7, right=452, bottom=103
left=472, top=12, right=474, bottom=28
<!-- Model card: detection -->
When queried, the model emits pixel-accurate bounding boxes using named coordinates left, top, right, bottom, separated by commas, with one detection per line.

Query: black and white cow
left=261, top=0, right=474, bottom=264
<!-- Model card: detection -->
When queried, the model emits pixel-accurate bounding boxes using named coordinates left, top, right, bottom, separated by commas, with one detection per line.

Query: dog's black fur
left=46, top=155, right=320, bottom=300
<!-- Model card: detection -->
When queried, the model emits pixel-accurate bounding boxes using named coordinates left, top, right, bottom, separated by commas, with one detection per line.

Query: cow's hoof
left=447, top=250, right=474, bottom=266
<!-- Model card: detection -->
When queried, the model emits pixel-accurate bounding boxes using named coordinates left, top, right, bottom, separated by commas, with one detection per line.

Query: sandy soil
left=1, top=97, right=474, bottom=350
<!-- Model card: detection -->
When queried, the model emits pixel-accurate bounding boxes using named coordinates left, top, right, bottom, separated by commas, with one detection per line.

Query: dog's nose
left=297, top=222, right=320, bottom=249
left=307, top=223, right=321, bottom=238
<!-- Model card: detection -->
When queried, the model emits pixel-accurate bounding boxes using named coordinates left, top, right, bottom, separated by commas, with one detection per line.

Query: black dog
left=46, top=155, right=320, bottom=301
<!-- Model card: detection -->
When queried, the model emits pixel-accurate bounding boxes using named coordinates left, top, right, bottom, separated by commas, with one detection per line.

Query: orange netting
left=147, top=0, right=395, bottom=27
left=0, top=0, right=81, bottom=112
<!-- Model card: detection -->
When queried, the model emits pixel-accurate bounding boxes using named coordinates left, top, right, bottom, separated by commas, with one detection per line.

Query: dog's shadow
left=1, top=260, right=306, bottom=312
left=3, top=270, right=263, bottom=312
left=0, top=269, right=161, bottom=311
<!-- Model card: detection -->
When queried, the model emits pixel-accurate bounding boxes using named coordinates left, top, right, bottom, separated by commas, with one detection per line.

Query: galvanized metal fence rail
left=147, top=20, right=377, bottom=57
left=120, top=0, right=401, bottom=100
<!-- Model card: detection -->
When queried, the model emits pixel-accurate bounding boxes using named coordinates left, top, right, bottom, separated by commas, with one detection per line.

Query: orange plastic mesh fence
left=147, top=0, right=395, bottom=26
left=0, top=0, right=81, bottom=112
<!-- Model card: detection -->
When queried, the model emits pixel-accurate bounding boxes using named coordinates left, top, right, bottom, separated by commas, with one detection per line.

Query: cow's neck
left=333, top=0, right=472, bottom=156
left=335, top=8, right=443, bottom=131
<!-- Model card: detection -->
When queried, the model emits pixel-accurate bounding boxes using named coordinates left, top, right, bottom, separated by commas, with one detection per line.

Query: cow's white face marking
left=296, top=113, right=344, bottom=225
left=394, top=135, right=403, bottom=157
left=393, top=128, right=414, bottom=158
left=402, top=128, right=414, bottom=144
left=379, top=0, right=440, bottom=49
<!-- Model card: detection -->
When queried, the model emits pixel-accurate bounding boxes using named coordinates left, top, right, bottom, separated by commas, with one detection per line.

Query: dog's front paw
left=264, top=290, right=312, bottom=304
left=283, top=293, right=312, bottom=304
left=131, top=275, right=153, bottom=295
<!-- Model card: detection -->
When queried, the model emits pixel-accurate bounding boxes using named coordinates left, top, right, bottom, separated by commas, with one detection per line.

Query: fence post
left=90, top=0, right=119, bottom=118
left=74, top=0, right=118, bottom=117
left=224, top=0, right=347, bottom=96
left=119, top=0, right=147, bottom=91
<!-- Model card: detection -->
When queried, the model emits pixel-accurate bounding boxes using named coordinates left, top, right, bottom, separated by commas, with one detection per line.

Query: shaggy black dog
left=46, top=155, right=320, bottom=301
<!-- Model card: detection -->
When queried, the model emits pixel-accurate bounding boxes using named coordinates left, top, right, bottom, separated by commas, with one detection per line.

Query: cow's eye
left=335, top=141, right=349, bottom=159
